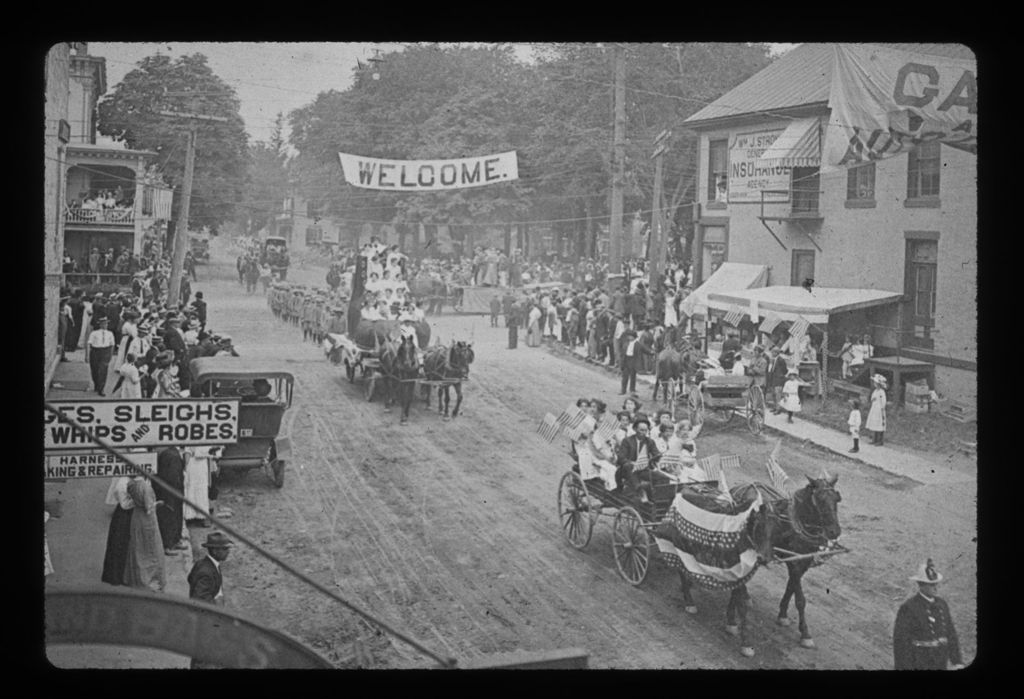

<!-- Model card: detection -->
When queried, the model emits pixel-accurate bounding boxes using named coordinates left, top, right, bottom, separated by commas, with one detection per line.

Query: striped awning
left=757, top=117, right=821, bottom=168
left=758, top=312, right=782, bottom=334
left=723, top=306, right=744, bottom=327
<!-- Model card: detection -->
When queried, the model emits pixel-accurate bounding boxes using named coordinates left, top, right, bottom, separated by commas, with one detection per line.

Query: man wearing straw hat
left=893, top=558, right=964, bottom=670
left=188, top=531, right=235, bottom=669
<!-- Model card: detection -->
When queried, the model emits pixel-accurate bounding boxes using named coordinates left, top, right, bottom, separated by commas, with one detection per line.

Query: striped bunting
left=758, top=312, right=782, bottom=334
left=536, top=413, right=561, bottom=443
left=723, top=305, right=744, bottom=327
left=765, top=439, right=790, bottom=492
left=788, top=316, right=810, bottom=340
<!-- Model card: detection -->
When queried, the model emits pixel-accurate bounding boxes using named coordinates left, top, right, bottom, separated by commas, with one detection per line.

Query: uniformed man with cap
left=327, top=305, right=347, bottom=335
left=893, top=558, right=965, bottom=670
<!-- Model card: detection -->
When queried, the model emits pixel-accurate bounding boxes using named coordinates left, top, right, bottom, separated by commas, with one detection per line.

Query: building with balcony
left=44, top=43, right=72, bottom=388
left=61, top=44, right=172, bottom=266
left=683, top=43, right=976, bottom=406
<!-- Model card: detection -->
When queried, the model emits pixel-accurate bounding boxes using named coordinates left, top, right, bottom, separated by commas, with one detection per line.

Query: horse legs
left=440, top=385, right=449, bottom=419
left=777, top=562, right=798, bottom=626
left=679, top=572, right=697, bottom=614
left=451, top=383, right=463, bottom=418
left=726, top=585, right=754, bottom=657
left=791, top=563, right=815, bottom=648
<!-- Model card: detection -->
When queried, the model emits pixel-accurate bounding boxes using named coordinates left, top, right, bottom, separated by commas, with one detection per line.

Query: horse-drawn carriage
left=326, top=332, right=385, bottom=401
left=687, top=373, right=767, bottom=435
left=557, top=453, right=848, bottom=656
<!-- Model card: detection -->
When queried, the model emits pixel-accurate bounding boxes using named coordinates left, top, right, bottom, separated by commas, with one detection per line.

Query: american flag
left=635, top=454, right=650, bottom=471
left=723, top=305, right=744, bottom=327
left=699, top=454, right=734, bottom=504
left=758, top=312, right=782, bottom=334
left=555, top=404, right=587, bottom=433
left=596, top=415, right=619, bottom=443
left=536, top=413, right=561, bottom=443
left=765, top=439, right=791, bottom=491
left=788, top=316, right=810, bottom=340
left=659, top=451, right=682, bottom=473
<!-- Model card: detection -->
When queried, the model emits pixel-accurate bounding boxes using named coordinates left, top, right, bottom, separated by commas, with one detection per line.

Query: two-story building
left=682, top=43, right=976, bottom=406
left=45, top=43, right=72, bottom=388
left=62, top=45, right=172, bottom=265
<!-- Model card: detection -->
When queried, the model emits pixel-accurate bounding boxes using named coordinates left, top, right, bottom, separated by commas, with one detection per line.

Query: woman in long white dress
left=865, top=374, right=888, bottom=445
left=117, top=355, right=143, bottom=399
left=77, top=297, right=94, bottom=349
left=183, top=446, right=216, bottom=524
left=526, top=304, right=542, bottom=347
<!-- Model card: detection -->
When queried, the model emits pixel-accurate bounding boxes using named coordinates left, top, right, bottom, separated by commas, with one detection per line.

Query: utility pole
left=608, top=45, right=627, bottom=273
left=647, top=129, right=672, bottom=292
left=157, top=97, right=229, bottom=307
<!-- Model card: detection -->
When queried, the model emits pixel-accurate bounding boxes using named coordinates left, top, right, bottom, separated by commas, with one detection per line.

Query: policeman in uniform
left=893, top=558, right=964, bottom=670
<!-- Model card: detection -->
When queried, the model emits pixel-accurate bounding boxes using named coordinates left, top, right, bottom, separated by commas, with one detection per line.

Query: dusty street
left=197, top=243, right=976, bottom=670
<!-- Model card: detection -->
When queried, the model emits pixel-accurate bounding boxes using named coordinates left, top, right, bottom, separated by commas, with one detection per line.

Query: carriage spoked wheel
left=746, top=385, right=766, bottom=435
left=558, top=471, right=595, bottom=550
left=687, top=385, right=705, bottom=426
left=612, top=507, right=652, bottom=586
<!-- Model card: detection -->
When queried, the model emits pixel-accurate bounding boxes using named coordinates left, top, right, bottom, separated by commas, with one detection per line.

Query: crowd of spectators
left=69, top=187, right=134, bottom=212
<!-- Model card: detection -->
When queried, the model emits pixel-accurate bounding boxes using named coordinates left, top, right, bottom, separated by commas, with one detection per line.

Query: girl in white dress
left=865, top=374, right=888, bottom=445
left=780, top=369, right=808, bottom=423
left=183, top=446, right=217, bottom=524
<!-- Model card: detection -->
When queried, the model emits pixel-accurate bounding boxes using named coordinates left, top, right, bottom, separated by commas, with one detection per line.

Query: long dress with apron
left=866, top=387, right=887, bottom=432
left=125, top=478, right=167, bottom=592
left=527, top=306, right=542, bottom=347
left=183, top=447, right=213, bottom=522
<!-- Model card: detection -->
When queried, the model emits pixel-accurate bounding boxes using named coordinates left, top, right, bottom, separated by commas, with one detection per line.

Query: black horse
left=380, top=335, right=420, bottom=424
left=677, top=474, right=843, bottom=657
left=421, top=341, right=475, bottom=420
left=652, top=326, right=705, bottom=403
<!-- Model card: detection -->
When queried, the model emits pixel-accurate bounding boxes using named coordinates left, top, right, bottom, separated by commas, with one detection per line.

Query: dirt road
left=197, top=242, right=976, bottom=669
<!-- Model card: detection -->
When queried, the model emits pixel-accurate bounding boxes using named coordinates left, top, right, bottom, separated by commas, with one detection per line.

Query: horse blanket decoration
left=653, top=487, right=763, bottom=591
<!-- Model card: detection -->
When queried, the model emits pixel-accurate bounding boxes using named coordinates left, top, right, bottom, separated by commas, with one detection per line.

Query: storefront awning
left=757, top=117, right=821, bottom=168
left=679, top=262, right=769, bottom=318
left=706, top=285, right=903, bottom=325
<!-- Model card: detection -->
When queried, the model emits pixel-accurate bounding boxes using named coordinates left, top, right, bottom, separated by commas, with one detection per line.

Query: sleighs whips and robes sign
left=338, top=151, right=519, bottom=191
left=44, top=399, right=240, bottom=450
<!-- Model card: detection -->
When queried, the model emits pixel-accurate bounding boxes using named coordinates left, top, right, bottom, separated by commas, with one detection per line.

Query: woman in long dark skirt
left=100, top=477, right=134, bottom=585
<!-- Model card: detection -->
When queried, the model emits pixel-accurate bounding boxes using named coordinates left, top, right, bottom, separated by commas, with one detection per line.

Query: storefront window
left=846, top=162, right=875, bottom=201
left=907, top=142, right=941, bottom=199
left=707, top=139, right=728, bottom=204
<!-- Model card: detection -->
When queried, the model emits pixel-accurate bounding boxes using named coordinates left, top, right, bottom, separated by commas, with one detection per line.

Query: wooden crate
left=939, top=400, right=976, bottom=424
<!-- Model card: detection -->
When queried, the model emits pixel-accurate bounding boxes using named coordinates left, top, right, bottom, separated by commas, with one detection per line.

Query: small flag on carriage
left=723, top=305, right=744, bottom=327
left=536, top=413, right=561, bottom=443
left=699, top=454, right=735, bottom=505
left=788, top=316, right=810, bottom=340
left=758, top=312, right=782, bottom=334
left=658, top=451, right=682, bottom=473
left=555, top=404, right=587, bottom=433
left=635, top=454, right=650, bottom=471
left=765, top=439, right=790, bottom=492
left=596, top=415, right=619, bottom=443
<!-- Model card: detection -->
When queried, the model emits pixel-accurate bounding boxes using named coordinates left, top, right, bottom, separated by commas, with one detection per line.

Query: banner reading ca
left=44, top=399, right=240, bottom=451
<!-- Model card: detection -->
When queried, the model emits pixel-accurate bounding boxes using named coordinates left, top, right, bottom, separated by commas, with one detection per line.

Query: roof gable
left=684, top=43, right=975, bottom=127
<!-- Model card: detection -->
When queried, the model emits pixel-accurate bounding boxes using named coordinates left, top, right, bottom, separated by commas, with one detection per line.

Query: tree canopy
left=97, top=53, right=249, bottom=234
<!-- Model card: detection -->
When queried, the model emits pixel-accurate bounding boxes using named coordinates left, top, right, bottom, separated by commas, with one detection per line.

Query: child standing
left=847, top=398, right=862, bottom=453
left=780, top=369, right=806, bottom=423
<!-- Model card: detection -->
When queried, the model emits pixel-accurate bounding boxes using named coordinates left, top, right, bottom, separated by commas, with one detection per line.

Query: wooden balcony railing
left=64, top=205, right=135, bottom=225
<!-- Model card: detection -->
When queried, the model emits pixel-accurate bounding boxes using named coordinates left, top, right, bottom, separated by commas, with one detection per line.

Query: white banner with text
left=338, top=151, right=519, bottom=191
left=729, top=130, right=791, bottom=203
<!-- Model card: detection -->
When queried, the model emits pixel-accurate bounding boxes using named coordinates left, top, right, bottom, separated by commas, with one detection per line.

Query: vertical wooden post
left=167, top=126, right=196, bottom=306
left=608, top=45, right=626, bottom=272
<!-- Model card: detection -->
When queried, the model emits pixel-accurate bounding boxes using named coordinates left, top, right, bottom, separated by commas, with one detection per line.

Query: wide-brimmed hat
left=96, top=315, right=109, bottom=323
left=786, top=369, right=799, bottom=377
left=201, top=531, right=235, bottom=549
left=909, top=558, right=943, bottom=584
left=871, top=374, right=888, bottom=388
left=137, top=324, right=151, bottom=333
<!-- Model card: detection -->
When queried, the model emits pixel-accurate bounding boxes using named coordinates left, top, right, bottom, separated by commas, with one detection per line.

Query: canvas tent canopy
left=679, top=263, right=768, bottom=319
left=706, top=285, right=903, bottom=326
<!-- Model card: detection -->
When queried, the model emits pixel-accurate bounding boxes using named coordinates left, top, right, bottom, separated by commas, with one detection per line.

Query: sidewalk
left=556, top=341, right=973, bottom=486
left=45, top=351, right=194, bottom=668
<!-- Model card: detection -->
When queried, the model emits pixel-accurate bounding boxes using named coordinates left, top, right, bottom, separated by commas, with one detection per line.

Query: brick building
left=682, top=43, right=976, bottom=406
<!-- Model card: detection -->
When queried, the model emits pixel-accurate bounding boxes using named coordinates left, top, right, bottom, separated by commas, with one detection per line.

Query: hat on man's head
left=786, top=369, right=799, bottom=377
left=137, top=324, right=151, bottom=333
left=201, top=531, right=235, bottom=549
left=632, top=416, right=651, bottom=431
left=96, top=315, right=109, bottom=323
left=909, top=558, right=943, bottom=584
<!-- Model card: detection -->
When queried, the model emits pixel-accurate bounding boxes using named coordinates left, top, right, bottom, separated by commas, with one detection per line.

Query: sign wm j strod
left=44, top=399, right=240, bottom=451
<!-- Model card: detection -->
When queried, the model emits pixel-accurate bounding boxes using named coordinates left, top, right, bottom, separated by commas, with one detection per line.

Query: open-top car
left=189, top=357, right=294, bottom=488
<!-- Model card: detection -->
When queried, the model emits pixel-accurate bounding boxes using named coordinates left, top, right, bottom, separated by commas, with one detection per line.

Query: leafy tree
left=96, top=53, right=249, bottom=234
left=239, top=112, right=290, bottom=236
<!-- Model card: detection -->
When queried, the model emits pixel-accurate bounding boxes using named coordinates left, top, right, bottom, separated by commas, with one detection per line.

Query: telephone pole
left=608, top=45, right=627, bottom=273
left=647, top=129, right=671, bottom=291
left=157, top=97, right=229, bottom=307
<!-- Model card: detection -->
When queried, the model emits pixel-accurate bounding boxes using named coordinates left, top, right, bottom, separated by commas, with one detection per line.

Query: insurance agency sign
left=728, top=129, right=791, bottom=203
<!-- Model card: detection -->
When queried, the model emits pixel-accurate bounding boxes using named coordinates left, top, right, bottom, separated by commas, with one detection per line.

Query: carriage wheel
left=746, top=385, right=765, bottom=435
left=558, top=471, right=595, bottom=550
left=612, top=507, right=652, bottom=586
left=687, top=386, right=705, bottom=426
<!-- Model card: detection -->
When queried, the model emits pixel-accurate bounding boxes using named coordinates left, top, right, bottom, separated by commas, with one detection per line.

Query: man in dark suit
left=619, top=328, right=653, bottom=395
left=616, top=416, right=661, bottom=503
left=507, top=299, right=521, bottom=349
left=106, top=293, right=124, bottom=346
left=766, top=346, right=789, bottom=413
left=188, top=532, right=235, bottom=669
left=91, top=292, right=107, bottom=329
left=893, top=559, right=964, bottom=670
left=594, top=307, right=610, bottom=362
left=192, top=291, right=208, bottom=331
left=155, top=446, right=187, bottom=554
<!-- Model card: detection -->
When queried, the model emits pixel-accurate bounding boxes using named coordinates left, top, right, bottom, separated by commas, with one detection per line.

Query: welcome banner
left=338, top=151, right=519, bottom=191
left=822, top=44, right=976, bottom=172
